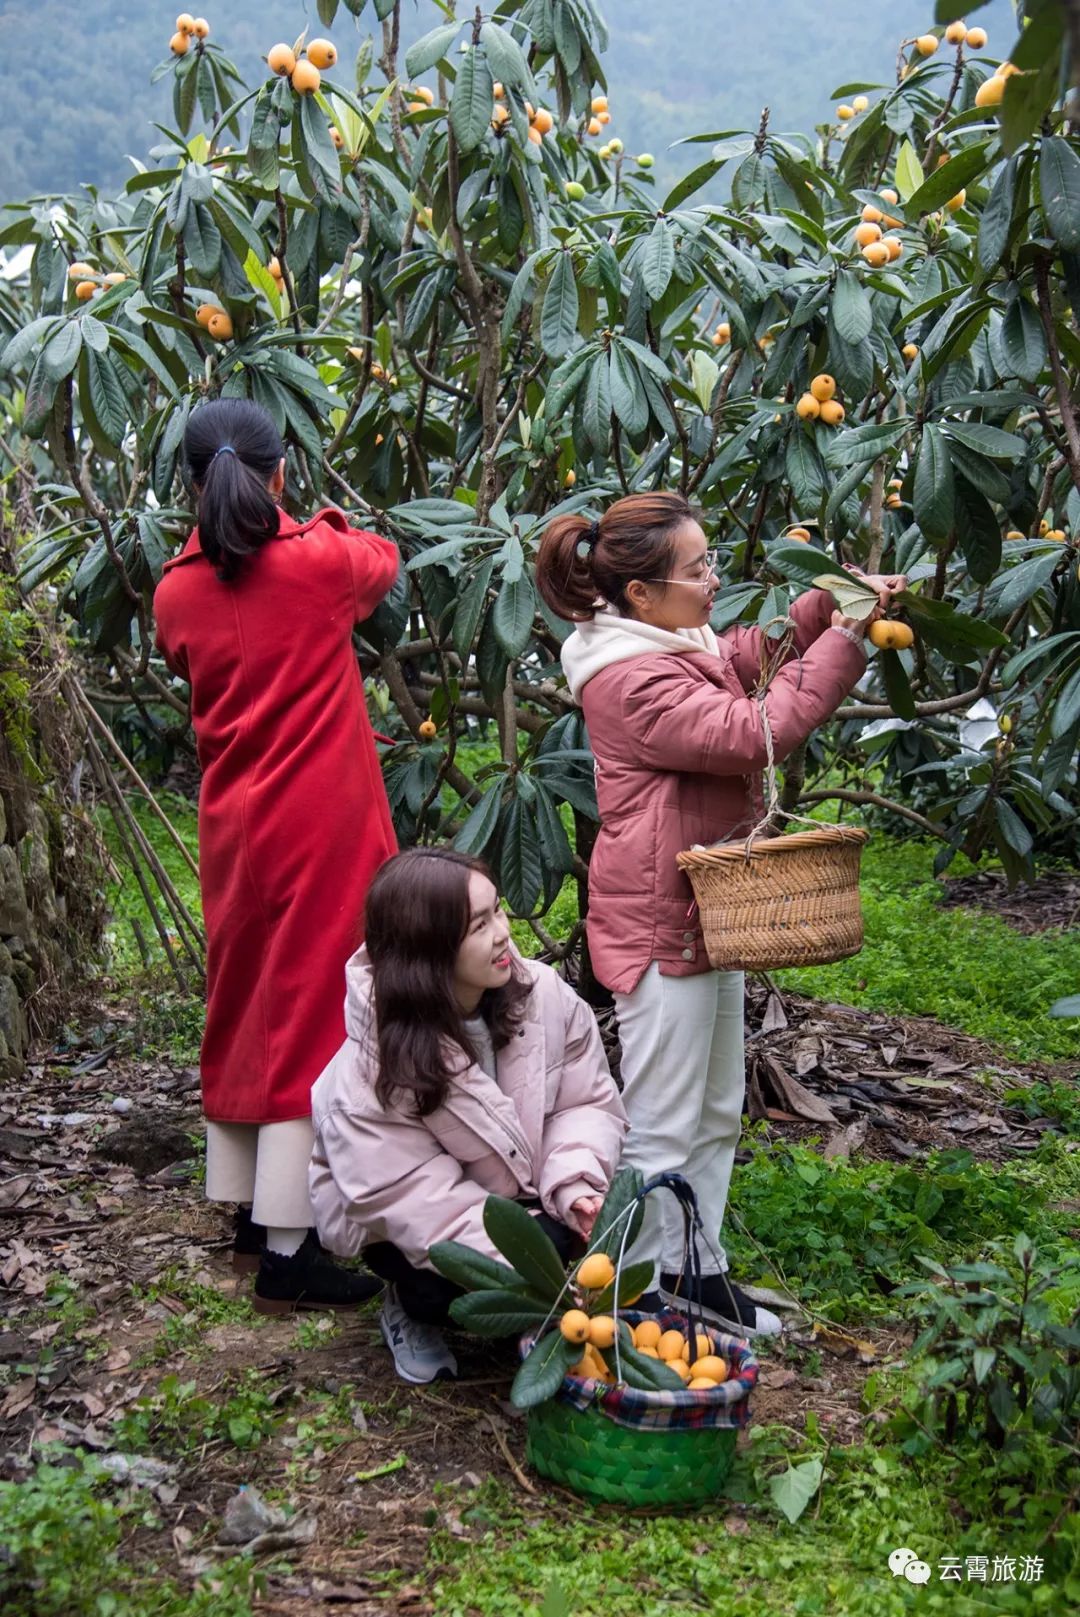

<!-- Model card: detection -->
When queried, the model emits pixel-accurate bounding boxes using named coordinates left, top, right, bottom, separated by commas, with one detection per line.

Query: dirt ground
left=0, top=974, right=1074, bottom=1614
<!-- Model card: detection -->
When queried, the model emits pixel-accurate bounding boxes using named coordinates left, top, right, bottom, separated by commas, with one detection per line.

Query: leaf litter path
left=0, top=986, right=1074, bottom=1614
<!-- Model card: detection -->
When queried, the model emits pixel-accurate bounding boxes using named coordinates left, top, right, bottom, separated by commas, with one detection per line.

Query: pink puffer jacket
left=560, top=590, right=867, bottom=995
left=308, top=948, right=627, bottom=1268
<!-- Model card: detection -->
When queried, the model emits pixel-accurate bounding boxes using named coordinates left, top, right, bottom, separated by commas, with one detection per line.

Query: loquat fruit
left=966, top=25, right=988, bottom=48
left=608, top=137, right=623, bottom=153
left=74, top=280, right=97, bottom=301
left=883, top=235, right=904, bottom=261
left=853, top=95, right=869, bottom=112
left=819, top=398, right=845, bottom=425
left=657, top=1330, right=687, bottom=1362
left=560, top=1309, right=591, bottom=1344
left=587, top=117, right=602, bottom=136
left=669, top=1359, right=693, bottom=1382
left=411, top=85, right=434, bottom=105
left=881, top=187, right=899, bottom=204
left=331, top=127, right=344, bottom=149
left=999, top=714, right=1013, bottom=734
left=418, top=719, right=437, bottom=740
left=195, top=303, right=223, bottom=328
left=267, top=256, right=282, bottom=279
left=588, top=1315, right=616, bottom=1348
left=67, top=262, right=95, bottom=280
left=945, top=20, right=967, bottom=44
left=810, top=374, right=836, bottom=401
left=525, top=102, right=536, bottom=120
left=688, top=1377, right=719, bottom=1390
left=492, top=104, right=510, bottom=126
left=637, top=152, right=655, bottom=167
left=691, top=1354, right=729, bottom=1383
left=527, top=126, right=543, bottom=144
left=598, top=145, right=612, bottom=159
left=947, top=189, right=966, bottom=211
left=576, top=1252, right=615, bottom=1290
left=1039, top=519, right=1050, bottom=535
left=207, top=311, right=233, bottom=341
left=861, top=203, right=883, bottom=223
left=978, top=79, right=1007, bottom=112
left=915, top=34, right=939, bottom=56
left=103, top=271, right=127, bottom=285
left=716, top=321, right=731, bottom=343
left=564, top=468, right=577, bottom=486
left=565, top=179, right=586, bottom=199
left=170, top=31, right=190, bottom=55
left=902, top=342, right=919, bottom=360
left=291, top=60, right=321, bottom=94
left=592, top=95, right=608, bottom=113
left=788, top=527, right=812, bottom=542
left=268, top=43, right=296, bottom=76
left=796, top=393, right=821, bottom=420
left=862, top=240, right=890, bottom=266
left=995, top=62, right=1020, bottom=78
left=869, top=620, right=914, bottom=651
left=493, top=82, right=505, bottom=99
left=855, top=221, right=883, bottom=246
left=1005, top=529, right=1025, bottom=540
left=636, top=1345, right=660, bottom=1358
left=633, top=1320, right=663, bottom=1350
left=837, top=105, right=855, bottom=120
left=192, top=19, right=209, bottom=40
left=306, top=38, right=337, bottom=70
left=175, top=13, right=196, bottom=33
left=597, top=109, right=611, bottom=125
left=532, top=108, right=554, bottom=134
left=1047, top=528, right=1067, bottom=542
left=680, top=1333, right=713, bottom=1364
left=886, top=492, right=903, bottom=510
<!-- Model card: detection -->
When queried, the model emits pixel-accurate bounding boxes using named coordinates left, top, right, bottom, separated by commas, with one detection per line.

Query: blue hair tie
left=212, top=444, right=237, bottom=460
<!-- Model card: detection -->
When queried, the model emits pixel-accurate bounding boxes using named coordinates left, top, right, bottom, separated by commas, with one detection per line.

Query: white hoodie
left=560, top=603, right=721, bottom=703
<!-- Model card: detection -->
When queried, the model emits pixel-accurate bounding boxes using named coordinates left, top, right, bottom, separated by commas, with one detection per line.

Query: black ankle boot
left=232, top=1207, right=267, bottom=1275
left=252, top=1233, right=383, bottom=1315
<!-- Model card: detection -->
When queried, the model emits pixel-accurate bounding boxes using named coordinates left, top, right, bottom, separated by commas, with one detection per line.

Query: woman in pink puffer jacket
left=536, top=491, right=904, bottom=1338
left=309, top=847, right=626, bottom=1385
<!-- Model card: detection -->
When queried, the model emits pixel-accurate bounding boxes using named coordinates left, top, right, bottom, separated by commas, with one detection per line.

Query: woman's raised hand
left=842, top=563, right=909, bottom=610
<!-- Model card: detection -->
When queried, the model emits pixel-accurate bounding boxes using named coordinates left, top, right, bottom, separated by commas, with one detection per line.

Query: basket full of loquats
left=431, top=1170, right=758, bottom=1507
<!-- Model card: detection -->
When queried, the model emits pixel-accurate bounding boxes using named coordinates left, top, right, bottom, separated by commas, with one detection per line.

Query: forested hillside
left=0, top=0, right=1016, bottom=202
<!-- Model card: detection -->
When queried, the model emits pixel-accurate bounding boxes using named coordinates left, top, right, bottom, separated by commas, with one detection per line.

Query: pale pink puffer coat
left=560, top=590, right=868, bottom=995
left=308, top=948, right=627, bottom=1269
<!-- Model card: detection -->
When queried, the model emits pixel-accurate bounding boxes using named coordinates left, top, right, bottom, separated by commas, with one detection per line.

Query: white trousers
left=204, top=1118, right=315, bottom=1230
left=613, top=965, right=745, bottom=1281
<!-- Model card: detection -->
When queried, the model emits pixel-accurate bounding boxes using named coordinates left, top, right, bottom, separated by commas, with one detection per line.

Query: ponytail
left=183, top=398, right=284, bottom=582
left=535, top=491, right=695, bottom=621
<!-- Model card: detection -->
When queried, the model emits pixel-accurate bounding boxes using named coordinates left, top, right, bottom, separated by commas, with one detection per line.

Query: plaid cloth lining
left=522, top=1308, right=758, bottom=1433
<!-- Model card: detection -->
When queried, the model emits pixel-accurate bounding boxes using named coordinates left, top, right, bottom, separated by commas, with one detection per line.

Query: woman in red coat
left=154, top=398, right=399, bottom=1313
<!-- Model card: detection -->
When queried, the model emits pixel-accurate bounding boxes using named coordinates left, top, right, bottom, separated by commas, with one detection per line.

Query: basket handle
left=741, top=694, right=841, bottom=858
left=610, top=1172, right=708, bottom=1383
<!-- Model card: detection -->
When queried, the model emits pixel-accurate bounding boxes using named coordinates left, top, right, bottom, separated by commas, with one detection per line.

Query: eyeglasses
left=647, top=550, right=720, bottom=588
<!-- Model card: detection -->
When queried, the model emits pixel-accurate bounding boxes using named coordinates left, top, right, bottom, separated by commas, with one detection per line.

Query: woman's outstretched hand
left=570, top=1194, right=604, bottom=1238
left=842, top=563, right=909, bottom=609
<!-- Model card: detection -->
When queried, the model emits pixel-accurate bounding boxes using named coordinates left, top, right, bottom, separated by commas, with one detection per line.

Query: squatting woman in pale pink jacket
left=309, top=848, right=627, bottom=1385
left=536, top=491, right=904, bottom=1339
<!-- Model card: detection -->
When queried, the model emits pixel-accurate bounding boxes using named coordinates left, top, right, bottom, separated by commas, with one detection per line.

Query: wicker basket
left=523, top=1310, right=756, bottom=1508
left=676, top=822, right=868, bottom=972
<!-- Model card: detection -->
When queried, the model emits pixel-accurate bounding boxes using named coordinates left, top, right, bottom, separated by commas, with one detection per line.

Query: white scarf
left=560, top=603, right=721, bottom=702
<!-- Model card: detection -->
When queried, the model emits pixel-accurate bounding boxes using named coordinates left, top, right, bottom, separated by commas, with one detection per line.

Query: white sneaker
left=379, top=1286, right=458, bottom=1384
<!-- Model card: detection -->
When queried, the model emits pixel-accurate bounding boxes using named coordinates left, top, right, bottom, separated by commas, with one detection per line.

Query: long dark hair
left=535, top=490, right=695, bottom=620
left=364, top=848, right=531, bottom=1116
left=183, top=399, right=284, bottom=582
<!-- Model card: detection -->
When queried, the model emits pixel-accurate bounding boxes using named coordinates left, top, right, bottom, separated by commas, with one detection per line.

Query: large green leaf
left=405, top=20, right=462, bottom=78
left=894, top=139, right=924, bottom=202
left=913, top=424, right=954, bottom=544
left=448, top=1288, right=555, bottom=1336
left=955, top=480, right=1002, bottom=584
left=492, top=574, right=537, bottom=657
left=540, top=251, right=580, bottom=359
left=831, top=270, right=872, bottom=344
left=589, top=1167, right=646, bottom=1259
left=997, top=296, right=1047, bottom=384
left=612, top=1332, right=688, bottom=1393
left=1039, top=137, right=1080, bottom=252
left=903, top=140, right=992, bottom=217
left=941, top=422, right=1026, bottom=461
left=588, top=1260, right=656, bottom=1315
left=42, top=320, right=83, bottom=383
left=978, top=156, right=1019, bottom=273
left=449, top=45, right=494, bottom=154
left=640, top=218, right=675, bottom=299
left=499, top=796, right=544, bottom=915
left=479, top=22, right=534, bottom=94
left=483, top=1196, right=568, bottom=1300
left=879, top=648, right=917, bottom=721
left=454, top=781, right=505, bottom=857
left=609, top=342, right=649, bottom=435
left=770, top=1459, right=824, bottom=1525
left=899, top=592, right=1008, bottom=662
left=510, top=1330, right=577, bottom=1410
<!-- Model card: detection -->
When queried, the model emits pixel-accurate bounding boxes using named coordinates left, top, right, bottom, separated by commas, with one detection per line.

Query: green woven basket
left=526, top=1394, right=739, bottom=1507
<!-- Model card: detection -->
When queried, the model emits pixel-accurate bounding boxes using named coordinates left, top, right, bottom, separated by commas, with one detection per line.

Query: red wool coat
left=153, top=507, right=400, bottom=1124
